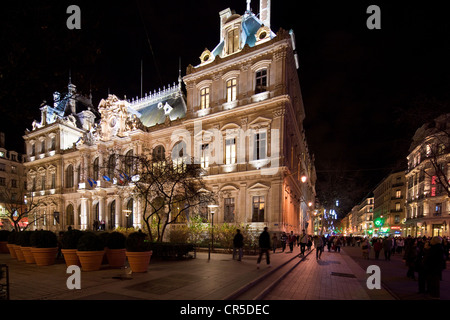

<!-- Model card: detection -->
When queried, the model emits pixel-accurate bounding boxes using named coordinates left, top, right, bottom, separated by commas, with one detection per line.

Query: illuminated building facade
left=373, top=172, right=406, bottom=237
left=22, top=1, right=316, bottom=236
left=404, top=113, right=450, bottom=237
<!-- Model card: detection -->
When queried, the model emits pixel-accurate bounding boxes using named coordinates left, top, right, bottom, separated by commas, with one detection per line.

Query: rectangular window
left=0, top=178, right=5, bottom=186
left=395, top=202, right=401, bottom=211
left=252, top=196, right=265, bottom=222
left=0, top=164, right=5, bottom=171
left=225, top=138, right=236, bottom=164
left=51, top=173, right=56, bottom=189
left=255, top=69, right=267, bottom=93
left=396, top=190, right=401, bottom=198
left=224, top=198, right=235, bottom=222
left=435, top=203, right=442, bottom=215
left=254, top=132, right=266, bottom=160
left=50, top=137, right=56, bottom=150
left=394, top=215, right=400, bottom=224
left=41, top=141, right=45, bottom=154
left=41, top=176, right=46, bottom=190
left=201, top=144, right=209, bottom=168
left=226, top=78, right=237, bottom=102
left=11, top=179, right=17, bottom=188
left=200, top=87, right=210, bottom=109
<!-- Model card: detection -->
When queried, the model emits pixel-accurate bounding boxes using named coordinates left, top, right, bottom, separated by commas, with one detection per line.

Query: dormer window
left=227, top=28, right=240, bottom=55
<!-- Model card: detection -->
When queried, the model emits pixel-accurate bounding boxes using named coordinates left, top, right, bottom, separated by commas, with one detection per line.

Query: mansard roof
left=127, top=82, right=187, bottom=127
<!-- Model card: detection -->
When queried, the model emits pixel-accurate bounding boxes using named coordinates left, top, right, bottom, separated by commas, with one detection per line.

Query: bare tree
left=0, top=176, right=56, bottom=231
left=110, top=153, right=216, bottom=242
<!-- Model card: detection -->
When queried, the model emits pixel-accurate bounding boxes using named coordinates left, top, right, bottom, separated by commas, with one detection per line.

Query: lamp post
left=208, top=204, right=218, bottom=260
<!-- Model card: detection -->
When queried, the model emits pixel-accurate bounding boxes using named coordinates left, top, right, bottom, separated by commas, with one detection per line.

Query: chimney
left=259, top=0, right=271, bottom=29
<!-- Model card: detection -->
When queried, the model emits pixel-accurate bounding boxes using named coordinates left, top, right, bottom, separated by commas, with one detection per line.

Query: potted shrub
left=125, top=231, right=152, bottom=273
left=76, top=232, right=105, bottom=271
left=30, top=230, right=58, bottom=266
left=19, top=231, right=35, bottom=264
left=0, top=230, right=11, bottom=253
left=105, top=231, right=127, bottom=268
left=6, top=231, right=18, bottom=258
left=61, top=229, right=84, bottom=267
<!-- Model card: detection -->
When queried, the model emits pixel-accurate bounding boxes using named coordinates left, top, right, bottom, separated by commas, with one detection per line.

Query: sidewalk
left=0, top=245, right=418, bottom=301
left=264, top=247, right=395, bottom=300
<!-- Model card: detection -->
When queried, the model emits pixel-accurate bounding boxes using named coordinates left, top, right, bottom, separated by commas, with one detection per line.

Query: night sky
left=1, top=1, right=449, bottom=216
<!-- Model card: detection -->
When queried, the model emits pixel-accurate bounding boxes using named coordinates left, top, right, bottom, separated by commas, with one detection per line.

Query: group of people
left=358, top=234, right=449, bottom=299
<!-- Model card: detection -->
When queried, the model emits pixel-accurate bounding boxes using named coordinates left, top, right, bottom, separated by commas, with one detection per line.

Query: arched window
left=66, top=204, right=74, bottom=226
left=109, top=200, right=116, bottom=230
left=65, top=164, right=74, bottom=188
left=172, top=141, right=187, bottom=171
left=93, top=157, right=99, bottom=180
left=126, top=199, right=134, bottom=228
left=153, top=145, right=165, bottom=162
left=108, top=155, right=116, bottom=179
left=124, top=150, right=134, bottom=176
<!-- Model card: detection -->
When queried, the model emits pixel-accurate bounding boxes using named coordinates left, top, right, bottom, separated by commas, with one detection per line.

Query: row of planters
left=1, top=229, right=152, bottom=273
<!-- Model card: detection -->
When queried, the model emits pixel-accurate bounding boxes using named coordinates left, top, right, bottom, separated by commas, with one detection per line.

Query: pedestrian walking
left=256, top=227, right=271, bottom=269
left=404, top=237, right=417, bottom=279
left=299, top=229, right=308, bottom=256
left=272, top=233, right=278, bottom=253
left=327, top=236, right=332, bottom=252
left=280, top=232, right=287, bottom=253
left=307, top=236, right=312, bottom=251
left=313, top=235, right=324, bottom=260
left=383, top=236, right=392, bottom=261
left=334, top=237, right=342, bottom=253
left=288, top=231, right=296, bottom=253
left=232, top=229, right=244, bottom=261
left=424, top=236, right=445, bottom=299
left=361, top=238, right=370, bottom=259
left=373, top=238, right=382, bottom=260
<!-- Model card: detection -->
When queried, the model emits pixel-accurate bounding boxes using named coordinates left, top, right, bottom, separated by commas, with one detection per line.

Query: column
left=80, top=197, right=88, bottom=230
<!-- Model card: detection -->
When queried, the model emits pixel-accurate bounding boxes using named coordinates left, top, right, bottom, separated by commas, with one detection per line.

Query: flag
left=87, top=178, right=93, bottom=187
left=103, top=175, right=111, bottom=182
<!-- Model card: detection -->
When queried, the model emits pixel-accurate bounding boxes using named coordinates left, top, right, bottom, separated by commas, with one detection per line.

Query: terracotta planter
left=31, top=247, right=58, bottom=266
left=76, top=250, right=105, bottom=271
left=15, top=245, right=25, bottom=261
left=106, top=248, right=127, bottom=268
left=0, top=241, right=9, bottom=253
left=7, top=244, right=18, bottom=258
left=21, top=246, right=36, bottom=264
left=126, top=250, right=152, bottom=273
left=61, top=249, right=81, bottom=267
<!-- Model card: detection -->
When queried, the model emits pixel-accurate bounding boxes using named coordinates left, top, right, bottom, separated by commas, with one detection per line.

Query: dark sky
left=1, top=1, right=449, bottom=215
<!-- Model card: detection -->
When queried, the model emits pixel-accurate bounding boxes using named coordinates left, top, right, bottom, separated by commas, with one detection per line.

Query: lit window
left=396, top=190, right=401, bottom=198
left=226, top=78, right=237, bottom=102
left=253, top=132, right=266, bottom=160
left=201, top=144, right=209, bottom=169
left=255, top=69, right=267, bottom=94
left=227, top=28, right=240, bottom=54
left=65, top=165, right=74, bottom=188
left=252, top=196, right=265, bottom=222
left=200, top=87, right=210, bottom=109
left=225, top=138, right=236, bottom=164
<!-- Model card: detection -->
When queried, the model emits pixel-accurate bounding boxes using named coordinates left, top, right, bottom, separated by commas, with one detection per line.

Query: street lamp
left=208, top=204, right=218, bottom=260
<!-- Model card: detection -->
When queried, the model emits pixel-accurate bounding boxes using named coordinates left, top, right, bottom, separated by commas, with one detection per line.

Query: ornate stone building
left=404, top=113, right=450, bottom=237
left=22, top=1, right=317, bottom=236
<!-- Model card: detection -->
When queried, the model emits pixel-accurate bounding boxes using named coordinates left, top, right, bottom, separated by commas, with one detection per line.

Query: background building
left=373, top=171, right=406, bottom=237
left=404, top=113, right=450, bottom=237
left=0, top=133, right=26, bottom=229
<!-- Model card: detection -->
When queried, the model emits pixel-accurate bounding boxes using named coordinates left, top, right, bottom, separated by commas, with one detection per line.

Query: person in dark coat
left=404, top=237, right=417, bottom=279
left=232, top=229, right=244, bottom=261
left=424, top=236, right=445, bottom=299
left=257, top=227, right=271, bottom=268
left=383, top=236, right=392, bottom=261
